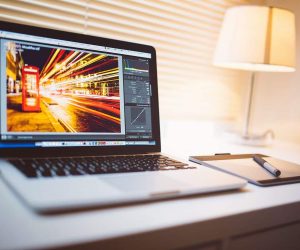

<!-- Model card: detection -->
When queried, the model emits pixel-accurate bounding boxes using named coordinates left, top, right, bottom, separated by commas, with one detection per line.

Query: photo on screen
left=5, top=40, right=121, bottom=133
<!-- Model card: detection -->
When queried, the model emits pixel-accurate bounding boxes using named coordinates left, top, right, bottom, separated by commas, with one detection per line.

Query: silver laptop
left=0, top=21, right=246, bottom=213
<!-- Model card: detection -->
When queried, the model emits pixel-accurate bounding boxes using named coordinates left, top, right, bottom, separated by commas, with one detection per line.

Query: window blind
left=0, top=0, right=263, bottom=120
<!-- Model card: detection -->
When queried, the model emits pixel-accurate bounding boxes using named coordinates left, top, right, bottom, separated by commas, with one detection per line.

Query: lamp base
left=224, top=130, right=274, bottom=147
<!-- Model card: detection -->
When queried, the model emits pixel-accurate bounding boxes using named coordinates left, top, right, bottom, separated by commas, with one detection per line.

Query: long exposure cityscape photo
left=5, top=41, right=121, bottom=133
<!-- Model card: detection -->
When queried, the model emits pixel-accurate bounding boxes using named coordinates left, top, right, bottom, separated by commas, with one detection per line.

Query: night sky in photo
left=16, top=42, right=54, bottom=71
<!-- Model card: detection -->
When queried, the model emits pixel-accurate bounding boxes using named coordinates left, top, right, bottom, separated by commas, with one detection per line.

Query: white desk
left=1, top=122, right=300, bottom=250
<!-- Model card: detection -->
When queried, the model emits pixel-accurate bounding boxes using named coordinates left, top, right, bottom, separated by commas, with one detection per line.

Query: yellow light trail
left=58, top=52, right=83, bottom=73
left=41, top=52, right=93, bottom=84
left=41, top=68, right=119, bottom=91
left=56, top=54, right=107, bottom=80
left=41, top=49, right=60, bottom=76
left=68, top=100, right=121, bottom=123
left=51, top=53, right=93, bottom=80
left=57, top=51, right=79, bottom=72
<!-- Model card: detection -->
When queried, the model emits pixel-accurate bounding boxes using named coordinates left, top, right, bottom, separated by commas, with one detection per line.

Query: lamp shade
left=214, top=6, right=296, bottom=72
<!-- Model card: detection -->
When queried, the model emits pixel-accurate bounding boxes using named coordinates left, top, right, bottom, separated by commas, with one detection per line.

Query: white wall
left=250, top=0, right=300, bottom=144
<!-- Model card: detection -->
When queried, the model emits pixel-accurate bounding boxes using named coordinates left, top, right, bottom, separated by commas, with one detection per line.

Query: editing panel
left=123, top=57, right=152, bottom=139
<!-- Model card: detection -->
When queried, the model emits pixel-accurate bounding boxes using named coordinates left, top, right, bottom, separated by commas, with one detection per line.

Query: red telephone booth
left=22, top=66, right=41, bottom=112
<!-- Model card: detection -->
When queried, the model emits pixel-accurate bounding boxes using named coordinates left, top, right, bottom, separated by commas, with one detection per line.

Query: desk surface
left=1, top=122, right=300, bottom=250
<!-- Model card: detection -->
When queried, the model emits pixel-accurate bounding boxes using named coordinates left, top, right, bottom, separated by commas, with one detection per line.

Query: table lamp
left=214, top=5, right=296, bottom=146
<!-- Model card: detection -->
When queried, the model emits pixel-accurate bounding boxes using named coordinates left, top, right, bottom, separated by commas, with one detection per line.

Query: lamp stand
left=240, top=72, right=274, bottom=146
left=243, top=72, right=255, bottom=138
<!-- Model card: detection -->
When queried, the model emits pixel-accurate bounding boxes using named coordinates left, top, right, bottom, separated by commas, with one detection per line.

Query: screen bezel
left=0, top=21, right=161, bottom=157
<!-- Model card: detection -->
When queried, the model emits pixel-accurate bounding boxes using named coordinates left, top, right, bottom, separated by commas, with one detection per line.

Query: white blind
left=0, top=0, right=263, bottom=120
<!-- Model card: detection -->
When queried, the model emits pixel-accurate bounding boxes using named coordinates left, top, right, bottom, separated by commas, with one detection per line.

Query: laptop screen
left=0, top=22, right=160, bottom=154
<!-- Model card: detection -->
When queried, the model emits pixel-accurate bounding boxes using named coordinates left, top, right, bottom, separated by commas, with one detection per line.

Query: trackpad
left=99, top=173, right=188, bottom=193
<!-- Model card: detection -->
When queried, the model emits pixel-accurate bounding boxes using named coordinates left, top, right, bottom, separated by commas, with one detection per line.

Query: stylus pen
left=253, top=155, right=281, bottom=177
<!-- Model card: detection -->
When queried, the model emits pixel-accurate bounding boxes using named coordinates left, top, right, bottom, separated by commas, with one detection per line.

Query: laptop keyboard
left=9, top=155, right=193, bottom=178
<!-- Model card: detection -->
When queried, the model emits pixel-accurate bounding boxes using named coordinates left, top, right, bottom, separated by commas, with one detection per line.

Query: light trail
left=68, top=101, right=120, bottom=124
left=68, top=58, right=117, bottom=78
left=69, top=97, right=120, bottom=116
left=41, top=70, right=119, bottom=92
left=50, top=96, right=120, bottom=125
left=40, top=49, right=61, bottom=77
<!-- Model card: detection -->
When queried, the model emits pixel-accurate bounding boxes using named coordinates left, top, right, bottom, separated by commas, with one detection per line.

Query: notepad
left=189, top=154, right=300, bottom=186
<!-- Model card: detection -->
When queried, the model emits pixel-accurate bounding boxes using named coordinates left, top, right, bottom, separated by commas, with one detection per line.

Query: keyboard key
left=9, top=155, right=193, bottom=178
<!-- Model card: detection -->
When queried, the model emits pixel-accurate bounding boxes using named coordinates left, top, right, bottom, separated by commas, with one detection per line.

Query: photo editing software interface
left=0, top=29, right=155, bottom=148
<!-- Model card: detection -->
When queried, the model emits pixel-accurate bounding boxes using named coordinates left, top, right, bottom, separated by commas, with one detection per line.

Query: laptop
left=0, top=21, right=246, bottom=213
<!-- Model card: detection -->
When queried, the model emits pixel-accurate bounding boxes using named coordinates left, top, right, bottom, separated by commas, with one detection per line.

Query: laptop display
left=0, top=22, right=160, bottom=156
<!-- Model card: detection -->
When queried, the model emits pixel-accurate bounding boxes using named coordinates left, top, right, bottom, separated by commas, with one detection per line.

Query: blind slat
left=87, top=10, right=221, bottom=43
left=0, top=10, right=85, bottom=32
left=90, top=1, right=221, bottom=34
left=96, top=0, right=220, bottom=30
